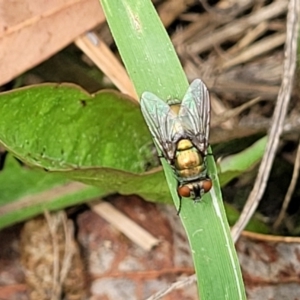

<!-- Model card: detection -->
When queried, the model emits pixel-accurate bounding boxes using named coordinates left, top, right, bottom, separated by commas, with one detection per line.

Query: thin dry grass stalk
left=231, top=0, right=300, bottom=242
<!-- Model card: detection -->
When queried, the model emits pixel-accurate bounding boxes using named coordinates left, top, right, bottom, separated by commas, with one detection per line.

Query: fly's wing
left=179, top=79, right=210, bottom=154
left=141, top=91, right=184, bottom=162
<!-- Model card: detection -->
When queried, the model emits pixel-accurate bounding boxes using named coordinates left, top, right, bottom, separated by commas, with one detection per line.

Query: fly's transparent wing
left=141, top=91, right=184, bottom=161
left=179, top=79, right=210, bottom=153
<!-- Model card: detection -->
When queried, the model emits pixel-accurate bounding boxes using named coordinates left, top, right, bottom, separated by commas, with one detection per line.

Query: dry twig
left=75, top=31, right=137, bottom=99
left=188, top=1, right=288, bottom=54
left=144, top=274, right=196, bottom=300
left=273, top=139, right=300, bottom=230
left=89, top=200, right=160, bottom=251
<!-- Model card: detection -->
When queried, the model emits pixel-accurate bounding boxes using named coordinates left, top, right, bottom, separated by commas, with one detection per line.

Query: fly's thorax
left=177, top=139, right=193, bottom=151
left=169, top=101, right=181, bottom=114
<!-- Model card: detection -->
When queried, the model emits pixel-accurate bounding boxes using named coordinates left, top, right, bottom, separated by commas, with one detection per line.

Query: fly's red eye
left=202, top=179, right=212, bottom=193
left=177, top=186, right=191, bottom=198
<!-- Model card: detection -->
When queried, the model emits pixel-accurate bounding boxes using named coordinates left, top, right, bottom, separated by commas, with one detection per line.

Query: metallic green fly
left=140, top=79, right=212, bottom=212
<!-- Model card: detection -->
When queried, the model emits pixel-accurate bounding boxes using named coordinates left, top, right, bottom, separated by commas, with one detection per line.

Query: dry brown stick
left=89, top=200, right=160, bottom=251
left=273, top=138, right=300, bottom=230
left=221, top=32, right=286, bottom=70
left=59, top=213, right=74, bottom=292
left=227, top=22, right=269, bottom=55
left=189, top=1, right=288, bottom=54
left=199, top=0, right=254, bottom=18
left=144, top=274, right=196, bottom=300
left=75, top=31, right=138, bottom=100
left=211, top=94, right=235, bottom=129
left=212, top=97, right=261, bottom=127
left=172, top=14, right=212, bottom=46
left=205, top=77, right=280, bottom=99
left=44, top=211, right=62, bottom=300
left=173, top=0, right=254, bottom=47
left=158, top=0, right=195, bottom=27
left=231, top=0, right=300, bottom=243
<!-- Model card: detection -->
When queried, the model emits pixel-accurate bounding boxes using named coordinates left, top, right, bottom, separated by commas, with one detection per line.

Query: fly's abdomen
left=174, top=139, right=205, bottom=179
left=177, top=164, right=205, bottom=179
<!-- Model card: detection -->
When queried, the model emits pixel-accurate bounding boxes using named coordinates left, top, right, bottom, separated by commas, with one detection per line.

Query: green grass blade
left=100, top=0, right=246, bottom=299
left=101, top=0, right=187, bottom=99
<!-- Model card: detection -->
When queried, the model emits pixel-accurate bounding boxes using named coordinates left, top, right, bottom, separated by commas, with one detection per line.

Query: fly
left=140, top=79, right=212, bottom=213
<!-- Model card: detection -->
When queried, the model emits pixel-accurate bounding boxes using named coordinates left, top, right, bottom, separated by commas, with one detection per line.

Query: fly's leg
left=176, top=181, right=183, bottom=215
left=177, top=195, right=182, bottom=215
left=0, top=150, right=7, bottom=171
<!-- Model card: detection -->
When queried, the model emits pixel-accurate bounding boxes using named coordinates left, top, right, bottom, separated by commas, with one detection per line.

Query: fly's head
left=177, top=179, right=212, bottom=200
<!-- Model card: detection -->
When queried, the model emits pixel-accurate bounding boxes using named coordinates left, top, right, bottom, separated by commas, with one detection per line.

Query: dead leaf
left=0, top=0, right=105, bottom=85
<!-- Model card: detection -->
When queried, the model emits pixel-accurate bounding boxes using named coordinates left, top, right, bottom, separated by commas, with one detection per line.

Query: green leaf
left=0, top=84, right=154, bottom=173
left=225, top=204, right=269, bottom=234
left=218, top=136, right=267, bottom=186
